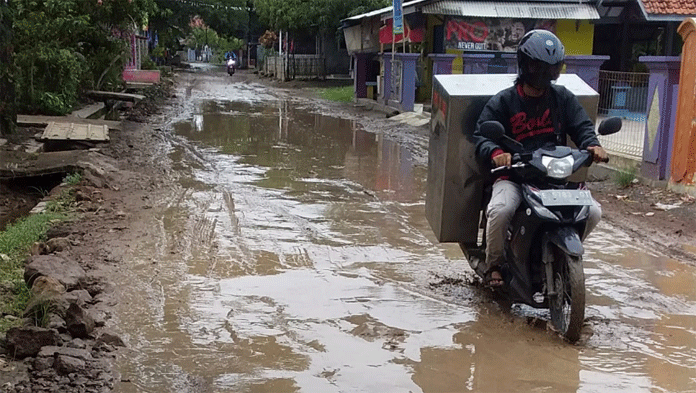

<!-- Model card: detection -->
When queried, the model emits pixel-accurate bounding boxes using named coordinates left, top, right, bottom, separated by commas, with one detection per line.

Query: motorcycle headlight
left=542, top=155, right=574, bottom=179
left=227, top=59, right=234, bottom=65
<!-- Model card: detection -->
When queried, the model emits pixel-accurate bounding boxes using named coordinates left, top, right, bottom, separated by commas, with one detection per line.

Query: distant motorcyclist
left=471, top=30, right=607, bottom=287
left=225, top=51, right=237, bottom=61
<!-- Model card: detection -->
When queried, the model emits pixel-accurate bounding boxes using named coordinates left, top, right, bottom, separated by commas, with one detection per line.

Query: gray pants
left=484, top=179, right=601, bottom=272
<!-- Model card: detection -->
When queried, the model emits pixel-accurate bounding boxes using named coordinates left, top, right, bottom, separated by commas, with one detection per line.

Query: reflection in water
left=115, top=84, right=696, bottom=393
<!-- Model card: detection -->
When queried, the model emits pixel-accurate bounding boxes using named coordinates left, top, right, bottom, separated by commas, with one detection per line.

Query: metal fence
left=288, top=55, right=326, bottom=80
left=262, top=54, right=326, bottom=80
left=595, top=70, right=650, bottom=159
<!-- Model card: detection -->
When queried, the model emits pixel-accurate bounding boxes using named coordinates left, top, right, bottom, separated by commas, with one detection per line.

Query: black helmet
left=516, top=30, right=565, bottom=89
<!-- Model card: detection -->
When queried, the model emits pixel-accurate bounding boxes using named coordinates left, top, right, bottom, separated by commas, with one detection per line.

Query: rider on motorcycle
left=472, top=29, right=608, bottom=288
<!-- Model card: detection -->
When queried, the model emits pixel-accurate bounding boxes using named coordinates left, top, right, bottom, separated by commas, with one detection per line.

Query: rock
left=66, top=338, right=88, bottom=350
left=96, top=331, right=125, bottom=348
left=46, top=314, right=67, bottom=333
left=31, top=276, right=66, bottom=297
left=44, top=226, right=72, bottom=239
left=64, top=289, right=93, bottom=307
left=93, top=342, right=116, bottom=353
left=45, top=237, right=71, bottom=253
left=88, top=308, right=108, bottom=328
left=78, top=154, right=119, bottom=189
left=24, top=277, right=69, bottom=321
left=54, top=355, right=86, bottom=375
left=33, top=356, right=54, bottom=372
left=74, top=189, right=91, bottom=202
left=78, top=273, right=110, bottom=297
left=64, top=303, right=95, bottom=339
left=24, top=254, right=86, bottom=289
left=37, top=346, right=93, bottom=362
left=29, top=242, right=49, bottom=256
left=5, top=327, right=59, bottom=359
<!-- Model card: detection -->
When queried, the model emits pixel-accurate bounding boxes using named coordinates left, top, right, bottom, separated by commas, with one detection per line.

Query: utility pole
left=0, top=0, right=16, bottom=136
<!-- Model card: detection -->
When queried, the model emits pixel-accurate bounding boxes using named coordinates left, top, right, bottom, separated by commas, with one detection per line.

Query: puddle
left=113, top=74, right=696, bottom=393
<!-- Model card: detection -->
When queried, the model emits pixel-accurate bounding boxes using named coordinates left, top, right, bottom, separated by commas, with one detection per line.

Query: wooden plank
left=41, top=122, right=109, bottom=142
left=85, top=90, right=145, bottom=102
left=17, top=115, right=121, bottom=130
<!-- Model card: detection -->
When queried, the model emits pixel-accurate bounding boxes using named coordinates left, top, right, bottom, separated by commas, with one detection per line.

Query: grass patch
left=613, top=166, right=638, bottom=188
left=0, top=180, right=78, bottom=332
left=317, top=86, right=354, bottom=103
left=64, top=172, right=82, bottom=186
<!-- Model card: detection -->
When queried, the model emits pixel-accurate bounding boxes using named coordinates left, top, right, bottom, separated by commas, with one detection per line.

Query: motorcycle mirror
left=597, top=117, right=622, bottom=136
left=479, top=121, right=506, bottom=141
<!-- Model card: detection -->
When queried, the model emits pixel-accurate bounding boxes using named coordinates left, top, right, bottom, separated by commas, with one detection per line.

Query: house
left=342, top=0, right=696, bottom=112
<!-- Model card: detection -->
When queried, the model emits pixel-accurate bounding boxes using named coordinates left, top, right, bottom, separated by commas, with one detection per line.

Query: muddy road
left=108, top=69, right=696, bottom=393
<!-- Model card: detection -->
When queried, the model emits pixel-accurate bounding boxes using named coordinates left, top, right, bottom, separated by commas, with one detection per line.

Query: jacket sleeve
left=562, top=89, right=601, bottom=149
left=472, top=94, right=508, bottom=163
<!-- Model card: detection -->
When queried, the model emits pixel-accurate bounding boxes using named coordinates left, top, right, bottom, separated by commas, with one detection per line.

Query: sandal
left=485, top=268, right=504, bottom=288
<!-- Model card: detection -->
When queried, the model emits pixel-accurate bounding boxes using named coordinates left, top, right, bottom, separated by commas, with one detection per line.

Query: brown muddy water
left=112, top=72, right=696, bottom=393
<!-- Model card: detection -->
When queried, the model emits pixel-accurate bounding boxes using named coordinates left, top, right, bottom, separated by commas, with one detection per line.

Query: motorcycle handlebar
left=489, top=148, right=609, bottom=174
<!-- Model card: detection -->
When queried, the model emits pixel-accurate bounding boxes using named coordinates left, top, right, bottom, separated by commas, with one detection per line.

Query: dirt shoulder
left=588, top=178, right=696, bottom=263
left=1, top=69, right=696, bottom=390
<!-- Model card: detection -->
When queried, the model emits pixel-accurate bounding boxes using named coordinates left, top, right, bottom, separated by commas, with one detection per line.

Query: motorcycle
left=468, top=117, right=622, bottom=342
left=226, top=58, right=236, bottom=75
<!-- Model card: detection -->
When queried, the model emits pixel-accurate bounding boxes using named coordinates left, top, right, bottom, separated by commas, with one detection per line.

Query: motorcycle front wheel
left=549, top=247, right=585, bottom=343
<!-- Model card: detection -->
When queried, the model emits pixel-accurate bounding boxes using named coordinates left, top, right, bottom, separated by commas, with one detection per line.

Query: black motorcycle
left=226, top=58, right=236, bottom=75
left=468, top=117, right=622, bottom=342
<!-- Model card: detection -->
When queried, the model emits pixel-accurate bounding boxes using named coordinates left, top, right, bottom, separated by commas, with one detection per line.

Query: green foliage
left=318, top=86, right=353, bottom=102
left=253, top=0, right=389, bottom=34
left=64, top=172, right=82, bottom=186
left=150, top=0, right=250, bottom=51
left=11, top=0, right=156, bottom=114
left=614, top=166, right=638, bottom=189
left=0, top=185, right=76, bottom=333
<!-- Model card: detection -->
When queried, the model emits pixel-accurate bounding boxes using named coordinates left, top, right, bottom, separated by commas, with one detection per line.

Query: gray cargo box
left=426, top=74, right=599, bottom=244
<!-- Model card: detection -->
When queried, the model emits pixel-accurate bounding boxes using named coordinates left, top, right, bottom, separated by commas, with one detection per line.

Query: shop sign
left=445, top=17, right=556, bottom=52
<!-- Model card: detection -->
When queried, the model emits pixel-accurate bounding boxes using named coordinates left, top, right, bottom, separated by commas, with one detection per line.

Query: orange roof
left=641, top=0, right=696, bottom=16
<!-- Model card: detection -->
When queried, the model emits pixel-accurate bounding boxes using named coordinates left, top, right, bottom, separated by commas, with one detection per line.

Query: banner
left=392, top=0, right=403, bottom=35
left=445, top=18, right=556, bottom=52
left=379, top=15, right=425, bottom=44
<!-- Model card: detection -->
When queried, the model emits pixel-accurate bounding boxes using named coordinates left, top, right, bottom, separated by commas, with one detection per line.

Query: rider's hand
left=587, top=145, right=608, bottom=163
left=492, top=152, right=512, bottom=168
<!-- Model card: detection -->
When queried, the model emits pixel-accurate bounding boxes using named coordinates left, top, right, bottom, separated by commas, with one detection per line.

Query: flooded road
left=113, top=71, right=696, bottom=393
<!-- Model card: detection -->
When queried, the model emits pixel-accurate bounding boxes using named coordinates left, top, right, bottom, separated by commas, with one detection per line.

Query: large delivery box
left=426, top=74, right=599, bottom=244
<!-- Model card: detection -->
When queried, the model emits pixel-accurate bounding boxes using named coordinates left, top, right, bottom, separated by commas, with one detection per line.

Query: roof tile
left=641, top=0, right=696, bottom=15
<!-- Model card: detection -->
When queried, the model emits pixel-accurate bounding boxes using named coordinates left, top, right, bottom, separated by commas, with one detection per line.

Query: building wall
left=556, top=19, right=594, bottom=55
left=443, top=18, right=595, bottom=74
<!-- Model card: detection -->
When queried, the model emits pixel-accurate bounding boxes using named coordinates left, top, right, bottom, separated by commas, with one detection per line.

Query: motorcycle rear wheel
left=549, top=248, right=585, bottom=343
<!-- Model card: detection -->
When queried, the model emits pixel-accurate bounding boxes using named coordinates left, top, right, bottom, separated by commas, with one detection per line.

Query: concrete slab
left=40, top=122, right=109, bottom=142
left=0, top=150, right=87, bottom=179
left=25, top=140, right=44, bottom=154
left=18, top=115, right=121, bottom=130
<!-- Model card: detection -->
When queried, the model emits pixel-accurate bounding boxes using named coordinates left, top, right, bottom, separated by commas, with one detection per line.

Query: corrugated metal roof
left=422, top=1, right=600, bottom=19
left=343, top=0, right=429, bottom=21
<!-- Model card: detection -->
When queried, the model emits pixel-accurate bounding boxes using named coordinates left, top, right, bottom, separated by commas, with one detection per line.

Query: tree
left=0, top=0, right=15, bottom=136
left=253, top=0, right=388, bottom=35
left=150, top=0, right=249, bottom=50
left=11, top=0, right=157, bottom=115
